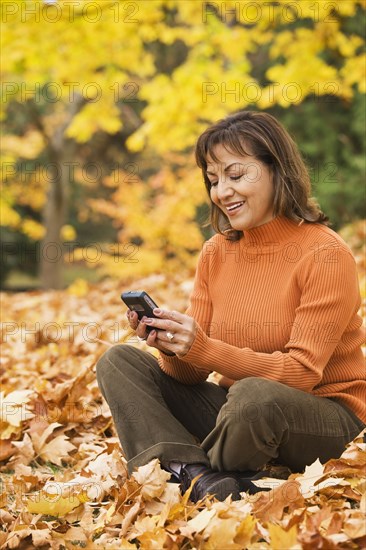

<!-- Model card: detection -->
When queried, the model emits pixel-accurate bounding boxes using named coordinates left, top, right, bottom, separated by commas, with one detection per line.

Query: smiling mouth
left=226, top=201, right=245, bottom=213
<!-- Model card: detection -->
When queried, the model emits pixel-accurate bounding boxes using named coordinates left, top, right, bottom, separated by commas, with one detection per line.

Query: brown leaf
left=31, top=528, right=52, bottom=547
left=343, top=512, right=366, bottom=539
left=0, top=509, right=14, bottom=524
left=252, top=480, right=305, bottom=522
left=10, top=433, right=35, bottom=465
left=31, top=422, right=75, bottom=465
left=120, top=500, right=141, bottom=538
left=0, top=439, right=15, bottom=461
left=1, top=271, right=365, bottom=545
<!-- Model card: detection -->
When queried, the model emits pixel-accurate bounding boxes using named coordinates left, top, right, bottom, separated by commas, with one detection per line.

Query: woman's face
left=207, top=144, right=275, bottom=232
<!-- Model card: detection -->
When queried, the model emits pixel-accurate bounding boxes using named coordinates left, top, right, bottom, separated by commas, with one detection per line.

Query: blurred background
left=1, top=0, right=365, bottom=291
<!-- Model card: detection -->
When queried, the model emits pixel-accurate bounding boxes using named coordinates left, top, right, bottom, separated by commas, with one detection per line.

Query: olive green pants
left=96, top=345, right=364, bottom=476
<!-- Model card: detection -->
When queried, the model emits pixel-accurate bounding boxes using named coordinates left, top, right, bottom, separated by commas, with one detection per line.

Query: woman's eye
left=209, top=174, right=244, bottom=186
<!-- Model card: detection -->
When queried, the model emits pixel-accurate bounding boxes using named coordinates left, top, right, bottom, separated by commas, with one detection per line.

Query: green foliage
left=270, top=92, right=366, bottom=229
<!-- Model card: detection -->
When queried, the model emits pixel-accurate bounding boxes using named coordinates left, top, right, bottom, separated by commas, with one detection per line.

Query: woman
left=96, top=111, right=365, bottom=502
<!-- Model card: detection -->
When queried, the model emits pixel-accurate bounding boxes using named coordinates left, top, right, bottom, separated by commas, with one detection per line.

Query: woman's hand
left=142, top=308, right=198, bottom=358
left=126, top=309, right=149, bottom=341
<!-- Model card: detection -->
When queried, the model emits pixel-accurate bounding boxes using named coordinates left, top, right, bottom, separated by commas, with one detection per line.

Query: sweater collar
left=241, top=215, right=303, bottom=246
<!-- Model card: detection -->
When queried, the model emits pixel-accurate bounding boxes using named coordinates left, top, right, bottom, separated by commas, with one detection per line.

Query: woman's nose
left=216, top=177, right=235, bottom=200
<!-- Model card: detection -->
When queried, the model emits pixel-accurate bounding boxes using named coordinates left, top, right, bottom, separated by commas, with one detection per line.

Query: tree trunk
left=39, top=148, right=69, bottom=289
left=39, top=95, right=86, bottom=289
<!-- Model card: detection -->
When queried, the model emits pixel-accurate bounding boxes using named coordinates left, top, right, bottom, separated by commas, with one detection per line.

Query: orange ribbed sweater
left=158, top=216, right=366, bottom=423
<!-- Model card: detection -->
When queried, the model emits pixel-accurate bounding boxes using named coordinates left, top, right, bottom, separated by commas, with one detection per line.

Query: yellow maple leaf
left=204, top=517, right=241, bottom=549
left=234, top=515, right=256, bottom=548
left=269, top=523, right=300, bottom=550
left=26, top=492, right=82, bottom=517
left=0, top=421, right=23, bottom=440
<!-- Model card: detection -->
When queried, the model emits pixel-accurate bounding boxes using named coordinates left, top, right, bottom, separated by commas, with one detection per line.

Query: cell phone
left=121, top=291, right=159, bottom=332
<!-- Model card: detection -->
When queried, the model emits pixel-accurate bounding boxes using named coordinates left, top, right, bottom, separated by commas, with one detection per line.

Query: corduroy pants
left=96, top=345, right=364, bottom=476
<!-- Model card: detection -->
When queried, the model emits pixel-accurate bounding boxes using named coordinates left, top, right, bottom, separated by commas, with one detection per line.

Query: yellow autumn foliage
left=60, top=224, right=76, bottom=241
left=21, top=219, right=45, bottom=241
left=1, top=0, right=365, bottom=279
left=0, top=197, right=21, bottom=228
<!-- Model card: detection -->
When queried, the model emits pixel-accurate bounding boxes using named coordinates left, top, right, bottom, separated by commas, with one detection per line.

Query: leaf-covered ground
left=1, top=222, right=365, bottom=549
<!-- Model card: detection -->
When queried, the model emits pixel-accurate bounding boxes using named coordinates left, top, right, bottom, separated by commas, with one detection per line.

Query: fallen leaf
left=343, top=513, right=366, bottom=538
left=203, top=517, right=241, bottom=549
left=1, top=269, right=365, bottom=546
left=0, top=390, right=34, bottom=427
left=295, top=458, right=325, bottom=498
left=0, top=509, right=14, bottom=524
left=11, top=433, right=35, bottom=465
left=120, top=500, right=141, bottom=538
left=233, top=514, right=256, bottom=548
left=179, top=508, right=216, bottom=538
left=0, top=438, right=15, bottom=460
left=132, top=458, right=171, bottom=500
left=268, top=523, right=300, bottom=549
left=26, top=492, right=82, bottom=516
left=31, top=422, right=76, bottom=465
left=31, top=528, right=52, bottom=547
left=252, top=480, right=305, bottom=522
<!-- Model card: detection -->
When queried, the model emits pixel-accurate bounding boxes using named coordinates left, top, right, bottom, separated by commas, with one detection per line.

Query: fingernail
left=154, top=308, right=161, bottom=314
left=144, top=318, right=153, bottom=324
left=150, top=330, right=156, bottom=336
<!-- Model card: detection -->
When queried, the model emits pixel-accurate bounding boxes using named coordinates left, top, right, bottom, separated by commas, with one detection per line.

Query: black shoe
left=179, top=463, right=242, bottom=503
left=167, top=474, right=180, bottom=484
left=238, top=469, right=272, bottom=493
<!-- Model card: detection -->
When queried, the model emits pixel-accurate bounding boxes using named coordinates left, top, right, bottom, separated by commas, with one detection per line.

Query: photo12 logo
left=202, top=2, right=340, bottom=24
left=1, top=81, right=140, bottom=104
left=1, top=1, right=140, bottom=24
left=202, top=81, right=340, bottom=105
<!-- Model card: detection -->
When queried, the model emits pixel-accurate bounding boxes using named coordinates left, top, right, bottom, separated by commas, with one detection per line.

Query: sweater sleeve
left=178, top=246, right=364, bottom=392
left=157, top=242, right=214, bottom=384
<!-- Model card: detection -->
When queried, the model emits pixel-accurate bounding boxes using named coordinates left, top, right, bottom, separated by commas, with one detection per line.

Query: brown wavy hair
left=195, top=110, right=329, bottom=240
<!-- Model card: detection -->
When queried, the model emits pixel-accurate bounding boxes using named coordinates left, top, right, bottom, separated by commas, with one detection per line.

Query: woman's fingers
left=127, top=310, right=148, bottom=339
left=144, top=311, right=198, bottom=357
left=126, top=309, right=139, bottom=330
left=141, top=310, right=182, bottom=334
left=127, top=308, right=197, bottom=356
left=146, top=329, right=174, bottom=354
left=153, top=308, right=186, bottom=324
